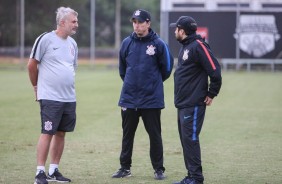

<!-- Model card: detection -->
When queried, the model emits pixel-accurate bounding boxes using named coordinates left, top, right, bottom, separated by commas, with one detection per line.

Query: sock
left=49, top=164, right=59, bottom=176
left=36, top=166, right=45, bottom=176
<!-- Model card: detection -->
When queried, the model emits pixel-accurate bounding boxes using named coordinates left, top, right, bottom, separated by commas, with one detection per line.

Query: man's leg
left=49, top=131, right=65, bottom=165
left=141, top=109, right=165, bottom=171
left=179, top=106, right=206, bottom=183
left=34, top=134, right=52, bottom=184
left=48, top=101, right=76, bottom=171
left=120, top=108, right=139, bottom=169
left=35, top=100, right=64, bottom=184
left=37, top=134, right=53, bottom=167
left=177, top=109, right=190, bottom=177
left=47, top=131, right=71, bottom=182
left=47, top=101, right=75, bottom=182
left=112, top=108, right=139, bottom=178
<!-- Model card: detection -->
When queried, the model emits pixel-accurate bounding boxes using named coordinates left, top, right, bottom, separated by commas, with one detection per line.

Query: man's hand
left=33, top=86, right=38, bottom=101
left=204, top=96, right=213, bottom=106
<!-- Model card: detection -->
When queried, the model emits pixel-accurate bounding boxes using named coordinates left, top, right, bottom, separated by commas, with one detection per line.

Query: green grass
left=0, top=69, right=282, bottom=184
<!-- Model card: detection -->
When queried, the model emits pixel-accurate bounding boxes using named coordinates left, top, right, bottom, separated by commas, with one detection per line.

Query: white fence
left=221, top=59, right=282, bottom=71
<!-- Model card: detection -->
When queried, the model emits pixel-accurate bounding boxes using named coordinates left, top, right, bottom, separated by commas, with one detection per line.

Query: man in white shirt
left=28, top=6, right=78, bottom=184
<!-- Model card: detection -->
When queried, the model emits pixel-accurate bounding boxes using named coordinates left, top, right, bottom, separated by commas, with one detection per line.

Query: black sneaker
left=173, top=176, right=193, bottom=184
left=154, top=170, right=166, bottom=180
left=112, top=168, right=131, bottom=178
left=34, top=170, right=48, bottom=184
left=173, top=177, right=203, bottom=184
left=47, top=168, right=71, bottom=183
left=188, top=179, right=203, bottom=184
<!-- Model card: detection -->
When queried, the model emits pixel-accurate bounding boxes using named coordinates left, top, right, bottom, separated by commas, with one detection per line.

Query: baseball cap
left=131, top=9, right=151, bottom=23
left=170, top=16, right=197, bottom=34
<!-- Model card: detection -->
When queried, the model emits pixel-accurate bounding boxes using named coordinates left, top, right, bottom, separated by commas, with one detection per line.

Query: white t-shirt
left=30, top=31, right=78, bottom=102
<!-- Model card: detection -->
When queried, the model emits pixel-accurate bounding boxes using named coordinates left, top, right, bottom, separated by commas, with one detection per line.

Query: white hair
left=56, top=7, right=78, bottom=25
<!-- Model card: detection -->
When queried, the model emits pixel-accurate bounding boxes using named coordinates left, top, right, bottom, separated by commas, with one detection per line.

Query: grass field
left=0, top=67, right=282, bottom=184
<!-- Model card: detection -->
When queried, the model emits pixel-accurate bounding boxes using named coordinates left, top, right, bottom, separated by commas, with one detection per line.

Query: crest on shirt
left=44, top=121, right=52, bottom=131
left=182, top=49, right=189, bottom=61
left=70, top=46, right=75, bottom=57
left=146, top=45, right=156, bottom=56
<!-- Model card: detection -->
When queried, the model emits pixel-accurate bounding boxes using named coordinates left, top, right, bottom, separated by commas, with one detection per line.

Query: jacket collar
left=180, top=33, right=202, bottom=45
left=131, top=28, right=158, bottom=41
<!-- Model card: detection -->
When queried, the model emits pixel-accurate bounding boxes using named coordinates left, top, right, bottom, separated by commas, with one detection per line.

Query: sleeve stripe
left=159, top=38, right=171, bottom=72
left=196, top=40, right=216, bottom=70
left=31, top=32, right=48, bottom=59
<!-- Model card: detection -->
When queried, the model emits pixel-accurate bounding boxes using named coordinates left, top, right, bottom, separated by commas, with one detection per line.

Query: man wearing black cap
left=112, top=9, right=174, bottom=180
left=170, top=16, right=222, bottom=184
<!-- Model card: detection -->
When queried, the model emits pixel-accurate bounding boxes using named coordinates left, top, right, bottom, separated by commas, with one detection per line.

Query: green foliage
left=24, top=0, right=90, bottom=46
left=0, top=68, right=282, bottom=184
left=0, top=0, right=160, bottom=47
left=0, top=0, right=19, bottom=46
left=120, top=0, right=161, bottom=40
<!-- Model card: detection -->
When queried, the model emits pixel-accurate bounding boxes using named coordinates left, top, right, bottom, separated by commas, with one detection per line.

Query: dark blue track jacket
left=118, top=28, right=174, bottom=109
left=174, top=33, right=222, bottom=108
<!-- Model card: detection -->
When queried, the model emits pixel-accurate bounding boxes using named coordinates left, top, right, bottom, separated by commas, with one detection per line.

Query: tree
left=0, top=0, right=160, bottom=48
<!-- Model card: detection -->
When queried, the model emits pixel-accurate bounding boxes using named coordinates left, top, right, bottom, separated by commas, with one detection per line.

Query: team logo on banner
left=182, top=49, right=189, bottom=61
left=234, top=15, right=280, bottom=57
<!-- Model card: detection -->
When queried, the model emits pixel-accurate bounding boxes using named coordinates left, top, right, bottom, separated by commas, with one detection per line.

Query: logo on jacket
left=146, top=45, right=156, bottom=56
left=182, top=49, right=189, bottom=61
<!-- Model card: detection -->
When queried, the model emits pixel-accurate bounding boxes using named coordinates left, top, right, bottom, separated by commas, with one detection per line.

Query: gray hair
left=56, top=7, right=78, bottom=25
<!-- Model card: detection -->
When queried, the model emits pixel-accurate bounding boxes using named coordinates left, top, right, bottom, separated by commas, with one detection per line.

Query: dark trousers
left=119, top=108, right=165, bottom=171
left=177, top=106, right=206, bottom=182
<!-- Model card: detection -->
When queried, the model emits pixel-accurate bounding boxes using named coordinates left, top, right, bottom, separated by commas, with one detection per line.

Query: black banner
left=168, top=12, right=282, bottom=59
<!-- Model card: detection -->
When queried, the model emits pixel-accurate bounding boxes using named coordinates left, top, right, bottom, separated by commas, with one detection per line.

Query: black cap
left=170, top=16, right=197, bottom=34
left=131, top=9, right=151, bottom=23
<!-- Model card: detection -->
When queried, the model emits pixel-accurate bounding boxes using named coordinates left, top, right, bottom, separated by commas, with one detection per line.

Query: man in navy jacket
left=112, top=9, right=174, bottom=180
left=170, top=16, right=222, bottom=184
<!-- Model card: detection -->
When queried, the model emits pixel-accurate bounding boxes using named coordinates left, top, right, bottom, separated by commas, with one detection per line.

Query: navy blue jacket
left=174, top=33, right=222, bottom=108
left=119, top=28, right=174, bottom=109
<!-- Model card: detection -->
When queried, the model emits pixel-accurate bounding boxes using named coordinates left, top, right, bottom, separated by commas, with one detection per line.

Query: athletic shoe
left=173, top=176, right=203, bottom=184
left=154, top=169, right=166, bottom=180
left=47, top=168, right=71, bottom=183
left=34, top=170, right=48, bottom=184
left=188, top=179, right=203, bottom=184
left=173, top=176, right=194, bottom=184
left=112, top=168, right=131, bottom=178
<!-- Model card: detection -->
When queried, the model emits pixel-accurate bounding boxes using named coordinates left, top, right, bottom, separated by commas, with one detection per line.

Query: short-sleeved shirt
left=30, top=31, right=78, bottom=102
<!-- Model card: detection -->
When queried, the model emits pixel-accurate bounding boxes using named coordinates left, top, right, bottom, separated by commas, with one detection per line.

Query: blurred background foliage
left=0, top=0, right=160, bottom=48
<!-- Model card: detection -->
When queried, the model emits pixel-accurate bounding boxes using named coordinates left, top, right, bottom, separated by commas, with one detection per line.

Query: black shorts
left=39, top=100, right=76, bottom=135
